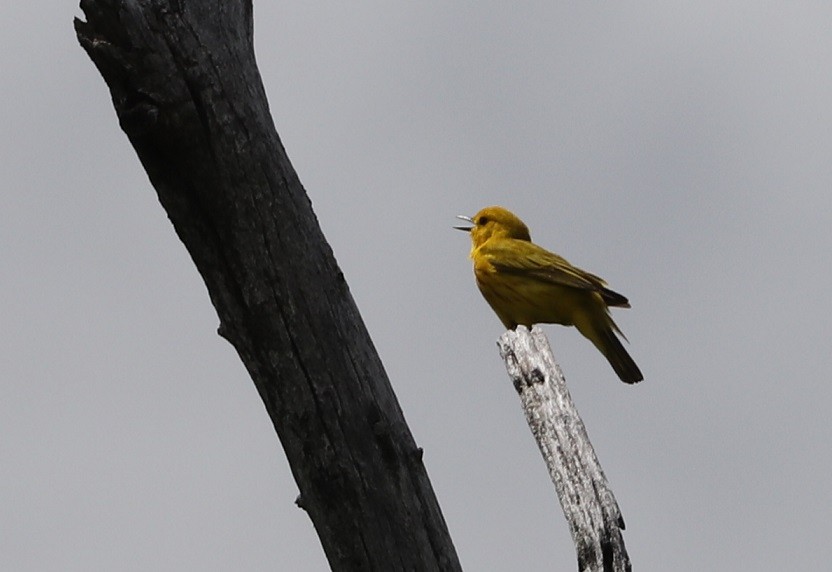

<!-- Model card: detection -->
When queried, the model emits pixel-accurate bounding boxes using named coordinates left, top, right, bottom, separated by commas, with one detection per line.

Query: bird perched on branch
left=456, top=206, right=643, bottom=384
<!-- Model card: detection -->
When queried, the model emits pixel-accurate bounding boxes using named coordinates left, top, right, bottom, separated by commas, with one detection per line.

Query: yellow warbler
left=456, top=206, right=643, bottom=384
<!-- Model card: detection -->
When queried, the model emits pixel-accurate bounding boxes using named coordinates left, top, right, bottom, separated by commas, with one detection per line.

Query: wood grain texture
left=498, top=326, right=630, bottom=572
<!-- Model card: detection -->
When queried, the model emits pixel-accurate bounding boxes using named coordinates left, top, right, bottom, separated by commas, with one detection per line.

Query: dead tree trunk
left=498, top=327, right=631, bottom=572
left=74, top=1, right=461, bottom=570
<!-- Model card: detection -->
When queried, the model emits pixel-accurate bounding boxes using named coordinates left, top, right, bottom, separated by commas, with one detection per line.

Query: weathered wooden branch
left=73, top=1, right=461, bottom=570
left=498, top=326, right=631, bottom=572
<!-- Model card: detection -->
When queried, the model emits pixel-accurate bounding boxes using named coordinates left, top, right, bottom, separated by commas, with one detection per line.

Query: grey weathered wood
left=74, top=1, right=461, bottom=570
left=498, top=326, right=631, bottom=572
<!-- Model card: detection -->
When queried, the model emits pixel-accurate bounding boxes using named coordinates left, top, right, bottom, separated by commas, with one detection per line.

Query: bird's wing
left=483, top=239, right=631, bottom=307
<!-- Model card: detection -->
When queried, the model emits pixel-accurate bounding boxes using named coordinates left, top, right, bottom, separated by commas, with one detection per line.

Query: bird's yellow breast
left=473, top=249, right=592, bottom=329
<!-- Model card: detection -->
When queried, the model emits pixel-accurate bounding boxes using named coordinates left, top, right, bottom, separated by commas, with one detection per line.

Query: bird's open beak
left=454, top=215, right=474, bottom=232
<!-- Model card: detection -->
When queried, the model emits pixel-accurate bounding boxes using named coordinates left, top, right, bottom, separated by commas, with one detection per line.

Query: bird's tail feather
left=578, top=314, right=643, bottom=384
left=598, top=324, right=643, bottom=384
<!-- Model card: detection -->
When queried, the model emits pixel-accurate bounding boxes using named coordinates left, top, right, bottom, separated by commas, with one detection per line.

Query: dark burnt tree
left=75, top=1, right=461, bottom=570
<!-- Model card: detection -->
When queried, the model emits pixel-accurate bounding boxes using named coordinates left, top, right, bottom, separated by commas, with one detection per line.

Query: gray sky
left=4, top=2, right=832, bottom=570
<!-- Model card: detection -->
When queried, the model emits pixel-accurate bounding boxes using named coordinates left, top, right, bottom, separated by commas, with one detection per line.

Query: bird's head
left=455, top=206, right=532, bottom=248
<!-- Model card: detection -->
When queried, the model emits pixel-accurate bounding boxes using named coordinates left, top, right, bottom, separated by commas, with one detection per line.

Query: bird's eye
left=478, top=216, right=489, bottom=225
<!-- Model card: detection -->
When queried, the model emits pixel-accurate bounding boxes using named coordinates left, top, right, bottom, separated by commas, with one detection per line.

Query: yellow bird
left=456, top=206, right=643, bottom=384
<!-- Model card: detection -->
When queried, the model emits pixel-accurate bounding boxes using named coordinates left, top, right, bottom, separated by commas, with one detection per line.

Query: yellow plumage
left=457, top=206, right=642, bottom=384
